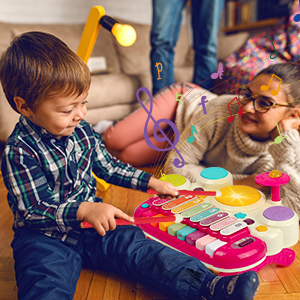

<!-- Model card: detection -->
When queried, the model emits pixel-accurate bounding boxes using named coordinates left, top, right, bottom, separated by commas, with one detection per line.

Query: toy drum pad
left=139, top=168, right=299, bottom=275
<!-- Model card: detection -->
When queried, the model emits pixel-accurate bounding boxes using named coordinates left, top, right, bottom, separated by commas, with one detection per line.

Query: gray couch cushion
left=87, top=73, right=143, bottom=109
left=11, top=23, right=121, bottom=73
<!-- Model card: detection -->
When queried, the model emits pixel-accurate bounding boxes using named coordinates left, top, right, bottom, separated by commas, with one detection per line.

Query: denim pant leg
left=76, top=226, right=215, bottom=300
left=12, top=228, right=82, bottom=300
left=191, top=0, right=225, bottom=90
left=150, top=0, right=188, bottom=95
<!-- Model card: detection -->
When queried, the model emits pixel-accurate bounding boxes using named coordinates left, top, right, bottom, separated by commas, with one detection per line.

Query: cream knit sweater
left=164, top=88, right=300, bottom=215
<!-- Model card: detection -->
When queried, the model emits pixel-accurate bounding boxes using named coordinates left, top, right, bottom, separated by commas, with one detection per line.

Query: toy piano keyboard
left=134, top=167, right=299, bottom=275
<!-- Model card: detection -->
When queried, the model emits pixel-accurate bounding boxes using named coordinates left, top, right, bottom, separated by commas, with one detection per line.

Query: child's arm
left=76, top=177, right=178, bottom=236
left=92, top=132, right=180, bottom=195
left=148, top=177, right=179, bottom=196
left=1, top=145, right=81, bottom=232
left=92, top=131, right=152, bottom=192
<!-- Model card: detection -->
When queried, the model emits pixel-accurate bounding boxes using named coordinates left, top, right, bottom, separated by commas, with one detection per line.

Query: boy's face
left=26, top=93, right=88, bottom=138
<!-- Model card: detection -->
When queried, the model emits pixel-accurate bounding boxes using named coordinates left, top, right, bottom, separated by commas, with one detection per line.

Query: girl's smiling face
left=237, top=75, right=294, bottom=141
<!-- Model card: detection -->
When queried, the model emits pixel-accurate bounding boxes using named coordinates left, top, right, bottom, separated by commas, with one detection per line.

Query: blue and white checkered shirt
left=1, top=115, right=152, bottom=244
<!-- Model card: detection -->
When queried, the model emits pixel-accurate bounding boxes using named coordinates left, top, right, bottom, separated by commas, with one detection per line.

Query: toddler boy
left=0, top=31, right=259, bottom=300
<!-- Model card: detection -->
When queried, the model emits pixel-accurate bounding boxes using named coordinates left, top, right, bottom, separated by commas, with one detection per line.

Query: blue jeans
left=150, top=0, right=224, bottom=94
left=12, top=226, right=215, bottom=300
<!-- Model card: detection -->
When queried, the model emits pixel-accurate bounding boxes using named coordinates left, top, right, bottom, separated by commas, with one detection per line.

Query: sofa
left=0, top=19, right=249, bottom=142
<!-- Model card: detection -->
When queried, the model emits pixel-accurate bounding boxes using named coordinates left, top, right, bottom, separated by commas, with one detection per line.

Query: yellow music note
left=260, top=74, right=282, bottom=96
left=160, top=170, right=166, bottom=180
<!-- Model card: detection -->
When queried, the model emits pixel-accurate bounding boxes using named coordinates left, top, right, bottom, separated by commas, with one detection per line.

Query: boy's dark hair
left=255, top=62, right=300, bottom=106
left=0, top=31, right=91, bottom=113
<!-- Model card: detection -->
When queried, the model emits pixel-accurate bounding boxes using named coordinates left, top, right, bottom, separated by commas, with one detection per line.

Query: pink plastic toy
left=80, top=214, right=183, bottom=228
left=134, top=168, right=299, bottom=276
left=147, top=189, right=221, bottom=197
left=254, top=170, right=290, bottom=202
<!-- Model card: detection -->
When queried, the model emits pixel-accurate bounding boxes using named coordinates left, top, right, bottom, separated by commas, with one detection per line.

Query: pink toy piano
left=134, top=167, right=299, bottom=276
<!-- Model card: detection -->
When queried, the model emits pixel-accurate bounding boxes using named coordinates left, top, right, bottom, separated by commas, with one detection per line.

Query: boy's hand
left=77, top=202, right=134, bottom=236
left=148, top=177, right=179, bottom=198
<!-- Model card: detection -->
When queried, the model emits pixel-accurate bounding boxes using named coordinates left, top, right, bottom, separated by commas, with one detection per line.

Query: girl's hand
left=270, top=117, right=300, bottom=141
left=148, top=177, right=179, bottom=198
left=77, top=202, right=134, bottom=236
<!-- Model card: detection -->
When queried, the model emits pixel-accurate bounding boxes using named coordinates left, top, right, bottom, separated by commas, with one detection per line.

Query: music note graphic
left=227, top=97, right=243, bottom=123
left=155, top=62, right=163, bottom=80
left=176, top=91, right=183, bottom=105
left=273, top=123, right=286, bottom=144
left=243, top=50, right=250, bottom=62
left=211, top=62, right=224, bottom=80
left=136, top=87, right=185, bottom=168
left=260, top=74, right=282, bottom=96
left=269, top=37, right=278, bottom=60
left=187, top=125, right=198, bottom=144
left=160, top=170, right=167, bottom=179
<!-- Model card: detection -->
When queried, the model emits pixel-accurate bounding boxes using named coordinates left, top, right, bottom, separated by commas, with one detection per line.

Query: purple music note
left=136, top=87, right=185, bottom=168
left=211, top=62, right=224, bottom=80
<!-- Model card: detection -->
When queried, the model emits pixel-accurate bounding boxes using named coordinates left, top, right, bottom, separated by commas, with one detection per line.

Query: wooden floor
left=0, top=170, right=300, bottom=300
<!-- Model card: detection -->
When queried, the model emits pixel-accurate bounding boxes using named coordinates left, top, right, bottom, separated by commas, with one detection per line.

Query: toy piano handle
left=80, top=214, right=184, bottom=228
left=147, top=189, right=221, bottom=197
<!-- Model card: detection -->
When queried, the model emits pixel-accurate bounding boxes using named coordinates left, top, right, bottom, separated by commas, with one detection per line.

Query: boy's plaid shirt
left=1, top=116, right=152, bottom=245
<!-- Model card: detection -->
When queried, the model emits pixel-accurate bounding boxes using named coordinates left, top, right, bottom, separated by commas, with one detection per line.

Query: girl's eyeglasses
left=238, top=88, right=294, bottom=114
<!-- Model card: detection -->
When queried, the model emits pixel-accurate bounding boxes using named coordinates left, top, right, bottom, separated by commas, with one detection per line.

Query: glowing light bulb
left=111, top=23, right=137, bottom=47
left=269, top=170, right=282, bottom=178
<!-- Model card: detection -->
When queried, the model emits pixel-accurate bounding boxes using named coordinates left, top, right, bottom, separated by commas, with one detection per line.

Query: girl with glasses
left=104, top=63, right=300, bottom=216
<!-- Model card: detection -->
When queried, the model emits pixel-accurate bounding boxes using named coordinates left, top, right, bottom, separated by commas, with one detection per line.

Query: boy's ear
left=14, top=97, right=34, bottom=117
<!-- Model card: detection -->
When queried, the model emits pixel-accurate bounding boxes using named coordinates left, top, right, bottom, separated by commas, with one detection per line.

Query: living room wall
left=0, top=0, right=152, bottom=24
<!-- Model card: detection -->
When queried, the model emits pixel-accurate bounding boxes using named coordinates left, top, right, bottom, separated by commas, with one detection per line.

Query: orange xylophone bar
left=147, top=189, right=222, bottom=197
left=80, top=214, right=184, bottom=228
